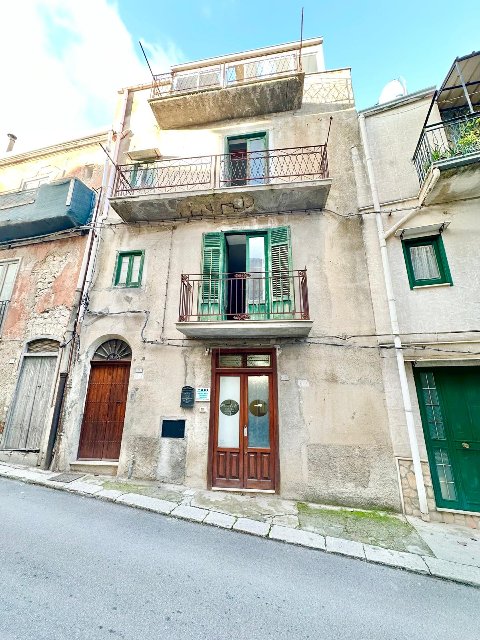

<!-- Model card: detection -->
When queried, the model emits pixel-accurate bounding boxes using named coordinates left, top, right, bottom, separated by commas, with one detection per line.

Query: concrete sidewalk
left=1, top=461, right=479, bottom=588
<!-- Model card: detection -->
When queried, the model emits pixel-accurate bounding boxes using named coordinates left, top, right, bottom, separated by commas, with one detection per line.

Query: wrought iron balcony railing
left=151, top=52, right=301, bottom=99
left=0, top=300, right=9, bottom=335
left=178, top=270, right=309, bottom=323
left=413, top=112, right=480, bottom=184
left=113, top=145, right=328, bottom=198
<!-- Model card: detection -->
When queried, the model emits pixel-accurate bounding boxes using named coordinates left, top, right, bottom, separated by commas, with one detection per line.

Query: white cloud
left=0, top=0, right=183, bottom=153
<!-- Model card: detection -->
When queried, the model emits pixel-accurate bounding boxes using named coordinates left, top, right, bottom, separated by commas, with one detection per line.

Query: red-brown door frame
left=207, top=347, right=280, bottom=492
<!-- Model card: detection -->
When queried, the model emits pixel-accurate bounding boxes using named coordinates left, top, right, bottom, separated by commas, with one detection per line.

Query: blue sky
left=119, top=0, right=479, bottom=109
left=1, top=0, right=478, bottom=152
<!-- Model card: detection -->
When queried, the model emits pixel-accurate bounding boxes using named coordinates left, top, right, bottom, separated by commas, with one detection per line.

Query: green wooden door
left=415, top=367, right=480, bottom=512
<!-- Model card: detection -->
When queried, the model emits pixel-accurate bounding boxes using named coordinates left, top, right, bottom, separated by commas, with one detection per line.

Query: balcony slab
left=149, top=73, right=304, bottom=129
left=421, top=153, right=480, bottom=205
left=110, top=179, right=331, bottom=223
left=175, top=319, right=313, bottom=339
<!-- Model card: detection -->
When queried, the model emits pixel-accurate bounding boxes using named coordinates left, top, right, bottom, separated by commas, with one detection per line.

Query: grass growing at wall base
left=297, top=502, right=432, bottom=554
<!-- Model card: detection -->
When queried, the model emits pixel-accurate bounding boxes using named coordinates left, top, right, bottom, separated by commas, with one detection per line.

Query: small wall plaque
left=196, top=387, right=210, bottom=402
left=180, top=385, right=195, bottom=408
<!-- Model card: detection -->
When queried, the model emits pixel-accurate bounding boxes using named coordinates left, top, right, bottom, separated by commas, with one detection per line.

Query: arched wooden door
left=77, top=340, right=131, bottom=461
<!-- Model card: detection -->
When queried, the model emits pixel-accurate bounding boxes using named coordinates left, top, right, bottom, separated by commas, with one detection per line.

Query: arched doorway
left=77, top=339, right=131, bottom=461
left=2, top=339, right=60, bottom=450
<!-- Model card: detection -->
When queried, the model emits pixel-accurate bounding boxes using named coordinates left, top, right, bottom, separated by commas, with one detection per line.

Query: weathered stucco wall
left=0, top=135, right=107, bottom=464
left=61, top=207, right=400, bottom=509
left=57, top=66, right=401, bottom=510
left=358, top=94, right=437, bottom=207
left=0, top=235, right=87, bottom=453
left=359, top=91, right=480, bottom=518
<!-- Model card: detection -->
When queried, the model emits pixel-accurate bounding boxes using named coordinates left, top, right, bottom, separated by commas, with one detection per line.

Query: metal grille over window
left=93, top=339, right=132, bottom=361
left=410, top=245, right=440, bottom=281
left=219, top=354, right=243, bottom=368
left=247, top=355, right=271, bottom=367
left=27, top=339, right=60, bottom=353
left=419, top=372, right=445, bottom=440
left=434, top=449, right=458, bottom=502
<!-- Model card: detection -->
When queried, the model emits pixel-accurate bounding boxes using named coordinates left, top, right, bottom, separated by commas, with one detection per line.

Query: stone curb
left=2, top=466, right=479, bottom=589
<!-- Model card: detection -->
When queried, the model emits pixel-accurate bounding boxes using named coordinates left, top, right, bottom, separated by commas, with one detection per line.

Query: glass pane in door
left=218, top=376, right=240, bottom=448
left=247, top=375, right=270, bottom=448
left=247, top=137, right=266, bottom=185
left=247, top=236, right=266, bottom=309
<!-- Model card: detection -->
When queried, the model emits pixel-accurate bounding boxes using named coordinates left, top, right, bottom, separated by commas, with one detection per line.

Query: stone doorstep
left=2, top=465, right=480, bottom=588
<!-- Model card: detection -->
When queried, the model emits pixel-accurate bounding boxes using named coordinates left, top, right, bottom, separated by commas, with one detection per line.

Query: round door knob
left=462, top=442, right=470, bottom=449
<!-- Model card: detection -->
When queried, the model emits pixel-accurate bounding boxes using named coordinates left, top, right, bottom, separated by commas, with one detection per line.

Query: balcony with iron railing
left=413, top=112, right=480, bottom=182
left=110, top=144, right=331, bottom=223
left=149, top=50, right=304, bottom=128
left=176, top=270, right=312, bottom=338
left=412, top=110, right=480, bottom=204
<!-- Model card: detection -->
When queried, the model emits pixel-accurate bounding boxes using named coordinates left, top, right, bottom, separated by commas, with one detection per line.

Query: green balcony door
left=200, top=227, right=293, bottom=321
left=415, top=367, right=480, bottom=512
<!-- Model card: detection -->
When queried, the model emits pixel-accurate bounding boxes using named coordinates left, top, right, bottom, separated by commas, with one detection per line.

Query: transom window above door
left=225, top=133, right=267, bottom=187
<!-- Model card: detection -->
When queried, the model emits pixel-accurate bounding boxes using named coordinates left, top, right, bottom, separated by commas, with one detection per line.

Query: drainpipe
left=78, top=89, right=129, bottom=324
left=43, top=89, right=130, bottom=470
left=358, top=113, right=428, bottom=516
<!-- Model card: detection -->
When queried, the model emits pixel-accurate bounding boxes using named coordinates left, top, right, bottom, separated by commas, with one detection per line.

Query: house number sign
left=196, top=387, right=211, bottom=402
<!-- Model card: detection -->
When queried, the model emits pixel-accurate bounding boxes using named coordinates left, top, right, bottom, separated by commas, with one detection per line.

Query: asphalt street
left=1, top=478, right=479, bottom=640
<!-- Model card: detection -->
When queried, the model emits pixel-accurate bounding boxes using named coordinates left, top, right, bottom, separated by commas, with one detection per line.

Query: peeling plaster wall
left=0, top=136, right=107, bottom=463
left=0, top=235, right=87, bottom=455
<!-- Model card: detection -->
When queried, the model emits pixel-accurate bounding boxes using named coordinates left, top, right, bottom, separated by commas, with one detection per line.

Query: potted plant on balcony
left=455, top=117, right=480, bottom=154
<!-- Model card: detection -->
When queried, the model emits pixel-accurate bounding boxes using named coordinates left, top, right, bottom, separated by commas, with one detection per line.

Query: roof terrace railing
left=151, top=51, right=301, bottom=99
left=413, top=111, right=480, bottom=184
left=113, top=144, right=329, bottom=198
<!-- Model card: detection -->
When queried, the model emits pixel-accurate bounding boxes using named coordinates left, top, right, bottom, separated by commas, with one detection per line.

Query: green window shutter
left=402, top=235, right=453, bottom=289
left=114, top=251, right=144, bottom=288
left=200, top=232, right=224, bottom=319
left=268, top=226, right=293, bottom=318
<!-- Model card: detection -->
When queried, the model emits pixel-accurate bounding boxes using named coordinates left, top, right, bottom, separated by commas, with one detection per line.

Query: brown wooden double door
left=78, top=361, right=130, bottom=460
left=211, top=353, right=277, bottom=490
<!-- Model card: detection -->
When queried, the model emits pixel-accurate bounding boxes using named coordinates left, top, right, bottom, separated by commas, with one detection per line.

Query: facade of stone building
left=55, top=38, right=403, bottom=509
left=4, top=39, right=477, bottom=524
left=357, top=52, right=480, bottom=526
left=0, top=132, right=107, bottom=469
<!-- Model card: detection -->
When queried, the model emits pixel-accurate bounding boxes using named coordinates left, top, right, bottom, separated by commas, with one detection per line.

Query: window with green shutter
left=402, top=235, right=452, bottom=289
left=200, top=226, right=293, bottom=320
left=114, top=251, right=144, bottom=288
